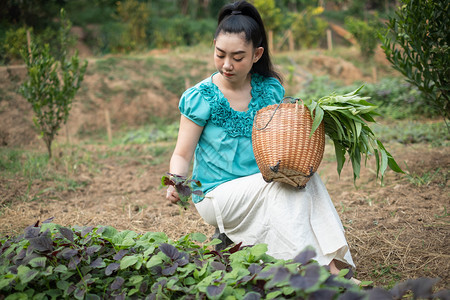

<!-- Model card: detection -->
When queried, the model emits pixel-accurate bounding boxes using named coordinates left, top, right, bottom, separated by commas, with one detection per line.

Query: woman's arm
left=166, top=115, right=203, bottom=203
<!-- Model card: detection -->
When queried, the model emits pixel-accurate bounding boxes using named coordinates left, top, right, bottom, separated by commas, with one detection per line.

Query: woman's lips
left=223, top=72, right=233, bottom=77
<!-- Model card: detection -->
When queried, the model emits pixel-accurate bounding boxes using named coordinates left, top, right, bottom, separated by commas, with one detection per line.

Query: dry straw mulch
left=1, top=142, right=449, bottom=289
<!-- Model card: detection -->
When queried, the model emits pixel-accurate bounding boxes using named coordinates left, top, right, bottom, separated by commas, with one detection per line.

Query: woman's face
left=214, top=32, right=263, bottom=84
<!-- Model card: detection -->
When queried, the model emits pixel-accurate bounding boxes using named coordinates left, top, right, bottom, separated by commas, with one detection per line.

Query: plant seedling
left=161, top=173, right=203, bottom=209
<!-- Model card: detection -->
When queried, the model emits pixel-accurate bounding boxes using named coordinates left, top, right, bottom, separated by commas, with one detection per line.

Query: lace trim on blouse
left=197, top=73, right=275, bottom=137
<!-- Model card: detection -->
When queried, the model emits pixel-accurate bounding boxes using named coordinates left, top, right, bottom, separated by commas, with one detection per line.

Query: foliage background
left=1, top=0, right=395, bottom=59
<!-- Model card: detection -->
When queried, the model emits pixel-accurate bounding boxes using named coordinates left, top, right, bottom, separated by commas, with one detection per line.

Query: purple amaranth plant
left=161, top=173, right=204, bottom=209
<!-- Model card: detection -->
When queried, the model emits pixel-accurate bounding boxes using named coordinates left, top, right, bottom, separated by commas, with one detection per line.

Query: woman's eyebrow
left=215, top=46, right=246, bottom=55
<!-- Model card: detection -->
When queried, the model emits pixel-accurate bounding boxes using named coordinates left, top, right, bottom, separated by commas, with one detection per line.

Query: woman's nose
left=223, top=58, right=233, bottom=70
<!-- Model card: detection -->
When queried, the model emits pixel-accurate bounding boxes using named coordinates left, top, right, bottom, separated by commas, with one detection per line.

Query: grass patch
left=404, top=165, right=445, bottom=187
left=88, top=124, right=177, bottom=166
left=0, top=148, right=49, bottom=180
left=114, top=123, right=179, bottom=145
left=0, top=145, right=97, bottom=199
left=371, top=120, right=449, bottom=147
left=371, top=263, right=403, bottom=289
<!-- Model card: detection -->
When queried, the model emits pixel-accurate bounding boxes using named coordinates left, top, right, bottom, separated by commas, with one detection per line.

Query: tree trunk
left=45, top=137, right=53, bottom=159
left=180, top=0, right=189, bottom=15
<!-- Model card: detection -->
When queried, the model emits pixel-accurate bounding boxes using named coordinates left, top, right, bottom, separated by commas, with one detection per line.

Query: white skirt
left=195, top=173, right=355, bottom=269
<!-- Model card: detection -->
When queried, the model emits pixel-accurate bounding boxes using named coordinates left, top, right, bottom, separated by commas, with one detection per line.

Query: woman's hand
left=167, top=116, right=203, bottom=205
left=166, top=185, right=180, bottom=204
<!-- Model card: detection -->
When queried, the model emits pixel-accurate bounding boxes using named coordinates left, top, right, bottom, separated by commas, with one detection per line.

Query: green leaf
left=184, top=277, right=197, bottom=285
left=120, top=255, right=139, bottom=270
left=29, top=257, right=46, bottom=268
left=99, top=226, right=118, bottom=239
left=17, top=266, right=39, bottom=284
left=54, top=265, right=68, bottom=273
left=0, top=277, right=15, bottom=290
left=4, top=293, right=28, bottom=300
left=204, top=238, right=223, bottom=247
left=190, top=232, right=207, bottom=243
left=338, top=268, right=350, bottom=277
left=350, top=147, right=361, bottom=180
left=377, top=141, right=404, bottom=173
left=250, top=244, right=268, bottom=261
left=374, top=149, right=381, bottom=179
left=377, top=141, right=389, bottom=177
left=56, top=280, right=70, bottom=293
left=310, top=105, right=324, bottom=136
left=146, top=255, right=163, bottom=268
left=128, top=275, right=144, bottom=286
left=140, top=232, right=168, bottom=243
left=112, top=230, right=137, bottom=246
left=355, top=122, right=362, bottom=138
left=143, top=245, right=156, bottom=257
left=333, top=142, right=346, bottom=177
left=267, top=291, right=283, bottom=299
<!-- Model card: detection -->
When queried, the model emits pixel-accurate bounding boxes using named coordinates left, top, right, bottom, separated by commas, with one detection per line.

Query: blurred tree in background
left=251, top=0, right=282, bottom=32
left=115, top=0, right=150, bottom=52
left=291, top=6, right=328, bottom=49
left=19, top=10, right=88, bottom=159
left=381, top=0, right=449, bottom=122
left=0, top=0, right=402, bottom=62
left=346, top=15, right=383, bottom=57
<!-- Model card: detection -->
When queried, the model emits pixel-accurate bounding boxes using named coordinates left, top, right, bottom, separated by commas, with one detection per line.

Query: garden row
left=1, top=218, right=448, bottom=299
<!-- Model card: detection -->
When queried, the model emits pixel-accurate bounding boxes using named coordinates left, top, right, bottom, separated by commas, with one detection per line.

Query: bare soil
left=0, top=48, right=448, bottom=289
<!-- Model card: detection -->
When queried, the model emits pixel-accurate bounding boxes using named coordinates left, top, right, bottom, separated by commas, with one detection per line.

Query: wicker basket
left=252, top=101, right=325, bottom=189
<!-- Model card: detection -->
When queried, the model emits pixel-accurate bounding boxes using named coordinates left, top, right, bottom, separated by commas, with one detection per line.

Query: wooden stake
left=275, top=30, right=290, bottom=52
left=65, top=124, right=71, bottom=144
left=327, top=29, right=333, bottom=51
left=26, top=30, right=32, bottom=63
left=288, top=30, right=294, bottom=51
left=268, top=30, right=274, bottom=54
left=104, top=109, right=112, bottom=142
left=372, top=66, right=377, bottom=82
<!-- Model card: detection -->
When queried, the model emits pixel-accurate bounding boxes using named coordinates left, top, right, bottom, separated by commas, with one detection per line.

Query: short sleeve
left=179, top=87, right=211, bottom=127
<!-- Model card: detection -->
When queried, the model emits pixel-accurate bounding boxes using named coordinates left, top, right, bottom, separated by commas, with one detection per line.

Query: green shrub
left=115, top=0, right=150, bottom=51
left=0, top=22, right=76, bottom=65
left=19, top=10, right=88, bottom=159
left=345, top=16, right=382, bottom=57
left=253, top=0, right=282, bottom=32
left=2, top=27, right=29, bottom=63
left=291, top=7, right=328, bottom=49
left=96, top=22, right=128, bottom=54
left=380, top=0, right=449, bottom=122
left=149, top=16, right=215, bottom=49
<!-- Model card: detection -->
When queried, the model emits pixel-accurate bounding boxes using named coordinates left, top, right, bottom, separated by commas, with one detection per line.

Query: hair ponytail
left=215, top=1, right=282, bottom=82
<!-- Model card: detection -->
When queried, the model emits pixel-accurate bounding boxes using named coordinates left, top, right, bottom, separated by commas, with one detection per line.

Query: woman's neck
left=213, top=72, right=253, bottom=112
left=215, top=72, right=252, bottom=92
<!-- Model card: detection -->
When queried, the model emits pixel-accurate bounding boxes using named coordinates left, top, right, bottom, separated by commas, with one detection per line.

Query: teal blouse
left=179, top=72, right=285, bottom=203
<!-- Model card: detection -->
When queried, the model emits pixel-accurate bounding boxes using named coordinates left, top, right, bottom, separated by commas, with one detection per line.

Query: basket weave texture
left=252, top=103, right=325, bottom=189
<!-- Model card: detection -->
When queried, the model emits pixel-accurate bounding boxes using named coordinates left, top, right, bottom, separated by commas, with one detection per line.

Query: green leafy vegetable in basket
left=303, top=86, right=404, bottom=181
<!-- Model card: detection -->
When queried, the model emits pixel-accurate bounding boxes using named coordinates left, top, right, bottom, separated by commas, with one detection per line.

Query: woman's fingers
left=166, top=186, right=180, bottom=204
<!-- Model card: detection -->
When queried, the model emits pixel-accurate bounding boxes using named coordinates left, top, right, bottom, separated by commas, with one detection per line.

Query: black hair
left=215, top=1, right=282, bottom=82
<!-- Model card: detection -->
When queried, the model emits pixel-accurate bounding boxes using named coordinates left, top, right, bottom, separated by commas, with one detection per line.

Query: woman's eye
left=216, top=54, right=224, bottom=59
left=234, top=57, right=243, bottom=62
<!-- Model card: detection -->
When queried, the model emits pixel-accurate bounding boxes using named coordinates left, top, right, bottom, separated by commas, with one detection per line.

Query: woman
left=166, top=0, right=355, bottom=275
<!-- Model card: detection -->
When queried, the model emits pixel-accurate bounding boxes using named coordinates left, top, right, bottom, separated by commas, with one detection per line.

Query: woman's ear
left=253, top=47, right=264, bottom=63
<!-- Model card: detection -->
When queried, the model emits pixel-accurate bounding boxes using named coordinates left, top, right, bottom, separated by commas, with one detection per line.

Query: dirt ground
left=0, top=49, right=449, bottom=289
